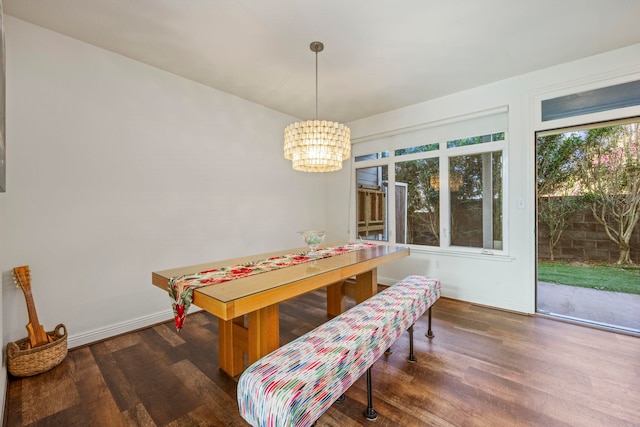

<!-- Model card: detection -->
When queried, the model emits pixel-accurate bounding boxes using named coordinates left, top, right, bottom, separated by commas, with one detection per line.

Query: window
left=541, top=80, right=640, bottom=122
left=449, top=151, right=503, bottom=249
left=353, top=108, right=507, bottom=253
left=356, top=165, right=388, bottom=241
left=395, top=157, right=439, bottom=245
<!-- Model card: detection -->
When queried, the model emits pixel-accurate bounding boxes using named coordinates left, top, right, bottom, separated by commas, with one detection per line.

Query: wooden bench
left=237, top=275, right=441, bottom=427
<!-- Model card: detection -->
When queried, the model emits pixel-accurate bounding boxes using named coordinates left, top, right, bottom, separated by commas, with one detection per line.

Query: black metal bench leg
left=407, top=324, right=417, bottom=362
left=363, top=367, right=378, bottom=420
left=425, top=306, right=435, bottom=339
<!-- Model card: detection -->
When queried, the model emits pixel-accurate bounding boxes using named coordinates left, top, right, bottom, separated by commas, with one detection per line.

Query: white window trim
left=353, top=130, right=509, bottom=256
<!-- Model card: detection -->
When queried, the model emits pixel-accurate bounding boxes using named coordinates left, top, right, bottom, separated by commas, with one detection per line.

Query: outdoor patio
left=537, top=281, right=640, bottom=333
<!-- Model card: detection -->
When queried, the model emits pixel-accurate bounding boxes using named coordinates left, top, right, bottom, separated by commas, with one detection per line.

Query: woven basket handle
left=6, top=342, right=21, bottom=359
left=53, top=324, right=67, bottom=338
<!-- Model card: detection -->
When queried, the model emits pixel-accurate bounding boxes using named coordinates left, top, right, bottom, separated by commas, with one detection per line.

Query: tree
left=538, top=195, right=582, bottom=260
left=580, top=124, right=640, bottom=264
left=536, top=133, right=585, bottom=260
left=395, top=157, right=440, bottom=245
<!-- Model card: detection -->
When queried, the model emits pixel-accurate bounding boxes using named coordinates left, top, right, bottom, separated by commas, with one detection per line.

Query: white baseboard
left=66, top=307, right=202, bottom=349
left=67, top=276, right=460, bottom=350
left=0, top=368, right=6, bottom=424
left=377, top=276, right=398, bottom=286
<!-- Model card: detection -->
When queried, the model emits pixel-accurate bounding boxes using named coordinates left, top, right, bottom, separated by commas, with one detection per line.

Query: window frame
left=353, top=133, right=509, bottom=257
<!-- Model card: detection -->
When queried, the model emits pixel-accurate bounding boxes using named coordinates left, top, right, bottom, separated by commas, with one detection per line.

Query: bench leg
left=407, top=324, right=417, bottom=362
left=336, top=394, right=346, bottom=403
left=363, top=367, right=378, bottom=420
left=425, top=306, right=435, bottom=339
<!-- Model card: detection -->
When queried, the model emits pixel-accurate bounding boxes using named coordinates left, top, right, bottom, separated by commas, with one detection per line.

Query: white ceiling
left=5, top=0, right=640, bottom=123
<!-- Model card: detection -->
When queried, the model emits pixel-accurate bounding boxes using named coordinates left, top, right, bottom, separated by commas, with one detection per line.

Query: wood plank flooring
left=4, top=289, right=639, bottom=426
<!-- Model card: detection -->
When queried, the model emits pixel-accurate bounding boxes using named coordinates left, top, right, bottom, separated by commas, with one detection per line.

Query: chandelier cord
left=314, top=47, right=318, bottom=120
left=309, top=41, right=323, bottom=121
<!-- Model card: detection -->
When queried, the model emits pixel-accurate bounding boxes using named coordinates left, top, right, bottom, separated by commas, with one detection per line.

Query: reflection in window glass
left=355, top=152, right=389, bottom=162
left=395, top=158, right=440, bottom=245
left=395, top=143, right=439, bottom=156
left=450, top=151, right=503, bottom=249
left=356, top=165, right=388, bottom=241
left=541, top=80, right=640, bottom=121
left=447, top=132, right=504, bottom=149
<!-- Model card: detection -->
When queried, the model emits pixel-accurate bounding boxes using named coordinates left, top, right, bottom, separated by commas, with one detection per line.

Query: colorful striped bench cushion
left=237, top=275, right=441, bottom=427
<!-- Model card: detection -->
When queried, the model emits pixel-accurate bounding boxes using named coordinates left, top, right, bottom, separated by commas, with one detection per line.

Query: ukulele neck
left=22, top=289, right=42, bottom=326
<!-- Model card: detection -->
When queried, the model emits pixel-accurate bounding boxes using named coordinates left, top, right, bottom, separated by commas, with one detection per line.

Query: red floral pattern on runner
left=168, top=242, right=377, bottom=330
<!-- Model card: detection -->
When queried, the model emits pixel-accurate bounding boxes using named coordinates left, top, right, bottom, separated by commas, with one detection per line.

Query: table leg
left=327, top=281, right=346, bottom=317
left=247, top=304, right=280, bottom=365
left=355, top=268, right=378, bottom=304
left=218, top=317, right=245, bottom=377
left=218, top=305, right=280, bottom=376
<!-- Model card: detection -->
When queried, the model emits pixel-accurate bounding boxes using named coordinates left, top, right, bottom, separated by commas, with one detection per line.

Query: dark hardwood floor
left=4, top=289, right=639, bottom=426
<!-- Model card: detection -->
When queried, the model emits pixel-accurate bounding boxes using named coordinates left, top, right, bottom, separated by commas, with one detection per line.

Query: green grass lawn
left=538, top=261, right=640, bottom=295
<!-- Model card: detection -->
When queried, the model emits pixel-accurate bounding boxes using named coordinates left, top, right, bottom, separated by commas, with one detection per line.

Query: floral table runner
left=168, top=242, right=377, bottom=330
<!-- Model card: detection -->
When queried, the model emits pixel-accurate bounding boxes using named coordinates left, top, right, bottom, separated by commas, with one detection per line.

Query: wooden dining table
left=151, top=242, right=409, bottom=376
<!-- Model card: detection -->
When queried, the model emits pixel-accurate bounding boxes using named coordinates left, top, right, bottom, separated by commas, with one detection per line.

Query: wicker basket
left=6, top=324, right=68, bottom=377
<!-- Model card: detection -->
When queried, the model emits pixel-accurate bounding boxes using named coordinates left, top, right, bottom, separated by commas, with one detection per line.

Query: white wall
left=329, top=43, right=640, bottom=314
left=0, top=16, right=328, bottom=360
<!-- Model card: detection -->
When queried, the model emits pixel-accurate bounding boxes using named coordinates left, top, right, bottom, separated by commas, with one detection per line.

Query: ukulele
left=12, top=265, right=53, bottom=349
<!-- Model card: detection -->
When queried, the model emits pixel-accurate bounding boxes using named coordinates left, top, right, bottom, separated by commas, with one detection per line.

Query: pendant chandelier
left=284, top=41, right=351, bottom=172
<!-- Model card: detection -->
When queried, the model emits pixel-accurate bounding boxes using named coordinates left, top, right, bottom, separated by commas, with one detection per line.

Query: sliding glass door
left=536, top=119, right=640, bottom=333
